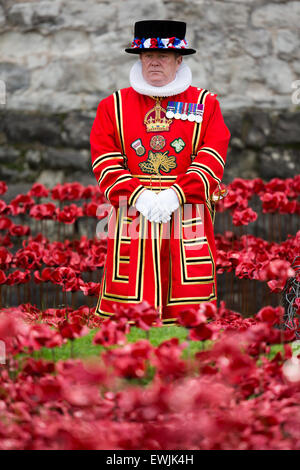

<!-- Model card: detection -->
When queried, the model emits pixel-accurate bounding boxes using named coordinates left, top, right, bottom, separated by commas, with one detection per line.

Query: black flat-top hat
left=125, top=20, right=196, bottom=55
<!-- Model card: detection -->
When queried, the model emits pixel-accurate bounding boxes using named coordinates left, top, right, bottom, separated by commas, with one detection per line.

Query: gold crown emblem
left=144, top=100, right=172, bottom=132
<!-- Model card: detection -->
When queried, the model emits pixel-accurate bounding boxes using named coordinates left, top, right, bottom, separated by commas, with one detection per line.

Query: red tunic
left=90, top=85, right=231, bottom=323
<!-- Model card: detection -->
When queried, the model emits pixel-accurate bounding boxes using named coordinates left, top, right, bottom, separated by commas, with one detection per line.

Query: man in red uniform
left=90, top=20, right=231, bottom=324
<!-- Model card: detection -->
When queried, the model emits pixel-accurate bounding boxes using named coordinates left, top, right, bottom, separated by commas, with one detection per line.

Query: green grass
left=23, top=324, right=211, bottom=362
left=35, top=325, right=194, bottom=362
left=25, top=324, right=290, bottom=364
left=11, top=325, right=294, bottom=390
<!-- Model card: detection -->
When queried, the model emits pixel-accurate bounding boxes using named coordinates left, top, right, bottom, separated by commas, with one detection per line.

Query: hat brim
left=125, top=48, right=196, bottom=56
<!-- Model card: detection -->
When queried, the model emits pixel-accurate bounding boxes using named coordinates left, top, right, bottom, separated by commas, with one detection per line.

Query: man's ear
left=176, top=55, right=183, bottom=69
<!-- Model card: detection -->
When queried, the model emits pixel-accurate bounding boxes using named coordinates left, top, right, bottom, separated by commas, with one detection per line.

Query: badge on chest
left=144, top=99, right=172, bottom=132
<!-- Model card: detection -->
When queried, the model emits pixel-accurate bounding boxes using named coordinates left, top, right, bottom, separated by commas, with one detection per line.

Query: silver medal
left=166, top=111, right=174, bottom=119
left=181, top=103, right=188, bottom=121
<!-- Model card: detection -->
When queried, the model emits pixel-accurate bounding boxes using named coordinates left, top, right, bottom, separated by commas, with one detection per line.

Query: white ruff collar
left=129, top=60, right=192, bottom=97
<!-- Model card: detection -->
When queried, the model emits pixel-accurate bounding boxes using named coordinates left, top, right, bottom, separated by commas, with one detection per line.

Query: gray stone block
left=7, top=1, right=62, bottom=29
left=0, top=4, right=5, bottom=27
left=257, top=146, right=300, bottom=179
left=243, top=110, right=272, bottom=148
left=64, top=171, right=96, bottom=187
left=223, top=111, right=244, bottom=140
left=242, top=29, right=272, bottom=58
left=62, top=112, right=94, bottom=149
left=36, top=169, right=65, bottom=187
left=59, top=1, right=117, bottom=33
left=0, top=62, right=30, bottom=92
left=25, top=149, right=43, bottom=169
left=252, top=2, right=300, bottom=29
left=270, top=111, right=300, bottom=144
left=224, top=148, right=259, bottom=183
left=44, top=147, right=90, bottom=171
left=0, top=165, right=20, bottom=182
left=260, top=57, right=294, bottom=94
left=7, top=3, right=33, bottom=28
left=0, top=145, right=20, bottom=163
left=3, top=111, right=63, bottom=146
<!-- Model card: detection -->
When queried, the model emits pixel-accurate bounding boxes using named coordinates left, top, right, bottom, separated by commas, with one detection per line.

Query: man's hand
left=145, top=187, right=180, bottom=223
left=134, top=189, right=161, bottom=222
left=134, top=188, right=180, bottom=223
left=156, top=188, right=180, bottom=221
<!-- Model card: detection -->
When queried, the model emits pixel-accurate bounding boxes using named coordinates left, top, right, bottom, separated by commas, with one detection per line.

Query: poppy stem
left=71, top=291, right=76, bottom=309
left=268, top=213, right=271, bottom=244
left=55, top=284, right=59, bottom=308
left=46, top=283, right=48, bottom=310
left=63, top=290, right=67, bottom=308
left=17, top=285, right=20, bottom=305
left=40, top=283, right=44, bottom=310
left=225, top=271, right=228, bottom=305
left=87, top=306, right=90, bottom=328
left=278, top=213, right=281, bottom=243
left=230, top=270, right=234, bottom=308
left=3, top=285, right=7, bottom=308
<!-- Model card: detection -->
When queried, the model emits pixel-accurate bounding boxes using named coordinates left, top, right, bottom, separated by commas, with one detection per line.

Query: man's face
left=140, top=50, right=183, bottom=87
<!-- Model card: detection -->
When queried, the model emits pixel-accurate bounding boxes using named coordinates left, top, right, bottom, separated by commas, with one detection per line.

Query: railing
left=0, top=176, right=299, bottom=317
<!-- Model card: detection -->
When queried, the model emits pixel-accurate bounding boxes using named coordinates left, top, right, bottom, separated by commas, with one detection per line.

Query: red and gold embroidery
left=144, top=97, right=172, bottom=132
left=139, top=150, right=177, bottom=175
left=131, top=138, right=146, bottom=156
left=150, top=135, right=166, bottom=150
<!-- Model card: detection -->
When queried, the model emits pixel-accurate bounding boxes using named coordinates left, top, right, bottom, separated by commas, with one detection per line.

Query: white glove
left=156, top=188, right=180, bottom=220
left=134, top=189, right=161, bottom=222
left=144, top=188, right=180, bottom=224
left=151, top=200, right=171, bottom=224
left=134, top=188, right=180, bottom=224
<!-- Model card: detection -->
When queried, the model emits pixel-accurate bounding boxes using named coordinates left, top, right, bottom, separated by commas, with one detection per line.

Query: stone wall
left=0, top=0, right=299, bottom=190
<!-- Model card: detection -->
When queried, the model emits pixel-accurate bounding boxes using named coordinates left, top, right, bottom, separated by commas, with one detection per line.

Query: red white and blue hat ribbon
left=131, top=37, right=188, bottom=50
